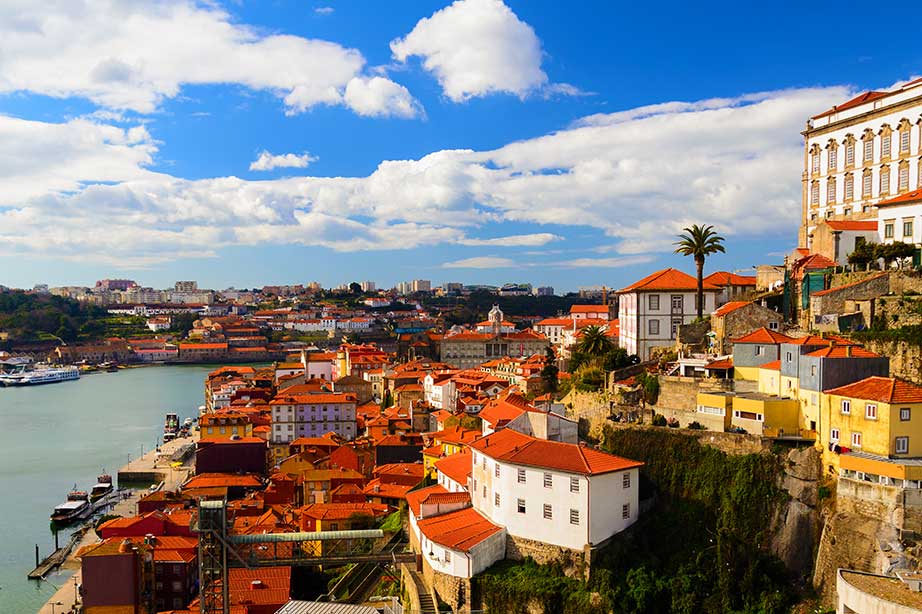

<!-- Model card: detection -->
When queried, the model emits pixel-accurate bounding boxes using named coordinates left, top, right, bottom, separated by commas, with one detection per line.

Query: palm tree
left=674, top=224, right=726, bottom=319
left=577, top=325, right=613, bottom=356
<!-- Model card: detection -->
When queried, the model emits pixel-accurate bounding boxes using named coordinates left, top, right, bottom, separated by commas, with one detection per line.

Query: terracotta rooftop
left=824, top=220, right=879, bottom=231
left=469, top=429, right=642, bottom=476
left=731, top=327, right=795, bottom=345
left=703, top=271, right=757, bottom=286
left=183, top=473, right=262, bottom=489
left=434, top=450, right=473, bottom=485
left=570, top=305, right=608, bottom=313
left=811, top=90, right=890, bottom=119
left=712, top=301, right=753, bottom=318
left=805, top=346, right=880, bottom=359
left=825, top=376, right=922, bottom=404
left=877, top=188, right=922, bottom=208
left=760, top=360, right=781, bottom=371
left=416, top=506, right=503, bottom=552
left=706, top=358, right=733, bottom=370
left=619, top=268, right=718, bottom=293
left=406, top=484, right=450, bottom=517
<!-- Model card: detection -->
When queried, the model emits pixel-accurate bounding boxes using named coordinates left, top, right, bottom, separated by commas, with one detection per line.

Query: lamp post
left=73, top=574, right=79, bottom=606
left=50, top=600, right=63, bottom=614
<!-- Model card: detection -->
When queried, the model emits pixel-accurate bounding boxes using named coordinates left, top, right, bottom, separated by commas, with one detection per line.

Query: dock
left=117, top=434, right=196, bottom=486
left=28, top=527, right=87, bottom=580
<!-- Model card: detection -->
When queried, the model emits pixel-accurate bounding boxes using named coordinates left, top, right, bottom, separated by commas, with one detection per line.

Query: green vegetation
left=427, top=290, right=602, bottom=325
left=674, top=224, right=726, bottom=319
left=847, top=240, right=916, bottom=268
left=379, top=510, right=403, bottom=534
left=444, top=414, right=482, bottom=431
left=0, top=291, right=108, bottom=343
left=477, top=428, right=796, bottom=614
left=541, top=346, right=560, bottom=394
left=853, top=324, right=922, bottom=346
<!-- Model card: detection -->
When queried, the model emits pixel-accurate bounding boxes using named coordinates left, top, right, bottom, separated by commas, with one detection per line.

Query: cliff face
left=770, top=446, right=822, bottom=578
left=860, top=339, right=922, bottom=384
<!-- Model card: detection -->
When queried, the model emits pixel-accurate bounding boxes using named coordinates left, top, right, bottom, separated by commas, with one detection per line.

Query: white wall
left=588, top=468, right=639, bottom=545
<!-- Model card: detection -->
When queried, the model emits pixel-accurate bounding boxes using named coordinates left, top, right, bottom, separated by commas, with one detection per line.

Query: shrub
left=687, top=421, right=706, bottom=430
left=651, top=413, right=667, bottom=427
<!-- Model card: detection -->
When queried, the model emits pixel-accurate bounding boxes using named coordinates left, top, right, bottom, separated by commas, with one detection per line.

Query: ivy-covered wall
left=476, top=428, right=799, bottom=614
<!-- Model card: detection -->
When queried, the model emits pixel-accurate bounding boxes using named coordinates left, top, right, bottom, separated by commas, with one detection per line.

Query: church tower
left=488, top=304, right=504, bottom=337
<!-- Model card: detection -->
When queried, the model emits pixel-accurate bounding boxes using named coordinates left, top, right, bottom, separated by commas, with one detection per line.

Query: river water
left=0, top=365, right=214, bottom=613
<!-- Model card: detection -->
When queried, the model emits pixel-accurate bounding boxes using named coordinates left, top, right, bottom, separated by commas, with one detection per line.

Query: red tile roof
left=811, top=91, right=890, bottom=119
left=788, top=334, right=858, bottom=346
left=416, top=506, right=503, bottom=552
left=824, top=220, right=879, bottom=231
left=712, top=301, right=753, bottom=317
left=183, top=473, right=262, bottom=489
left=703, top=271, right=757, bottom=286
left=804, top=346, right=881, bottom=359
left=618, top=268, right=718, bottom=293
left=811, top=272, right=889, bottom=297
left=406, top=484, right=449, bottom=517
left=570, top=305, right=608, bottom=313
left=731, top=327, right=794, bottom=344
left=300, top=502, right=388, bottom=521
left=876, top=189, right=922, bottom=208
left=363, top=479, right=415, bottom=500
left=706, top=358, right=733, bottom=370
left=469, top=429, right=642, bottom=476
left=760, top=360, right=781, bottom=371
left=270, top=393, right=356, bottom=405
left=434, top=450, right=472, bottom=485
left=825, top=376, right=922, bottom=403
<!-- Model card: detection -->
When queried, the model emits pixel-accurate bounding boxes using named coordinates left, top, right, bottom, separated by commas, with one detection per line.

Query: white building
left=876, top=189, right=922, bottom=258
left=269, top=392, right=357, bottom=442
left=468, top=429, right=642, bottom=551
left=617, top=268, right=719, bottom=360
left=800, top=78, right=922, bottom=249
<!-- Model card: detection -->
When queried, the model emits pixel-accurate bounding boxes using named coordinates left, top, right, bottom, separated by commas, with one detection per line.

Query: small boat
left=51, top=490, right=91, bottom=524
left=90, top=474, right=113, bottom=502
left=183, top=417, right=193, bottom=427
left=163, top=432, right=177, bottom=443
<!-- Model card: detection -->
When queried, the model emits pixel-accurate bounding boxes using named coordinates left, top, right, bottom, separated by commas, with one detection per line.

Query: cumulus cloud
left=0, top=0, right=418, bottom=117
left=557, top=256, right=655, bottom=268
left=315, top=6, right=335, bottom=15
left=442, top=256, right=518, bottom=269
left=344, top=77, right=424, bottom=118
left=250, top=151, right=319, bottom=172
left=0, top=86, right=852, bottom=266
left=391, top=0, right=550, bottom=101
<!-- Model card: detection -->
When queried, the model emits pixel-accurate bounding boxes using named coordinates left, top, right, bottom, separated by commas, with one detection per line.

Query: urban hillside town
left=2, top=2, right=922, bottom=614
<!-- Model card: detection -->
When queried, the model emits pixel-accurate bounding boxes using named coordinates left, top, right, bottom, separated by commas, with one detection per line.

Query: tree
left=847, top=240, right=876, bottom=267
left=674, top=224, right=726, bottom=319
left=577, top=325, right=613, bottom=356
left=540, top=346, right=559, bottom=394
left=380, top=389, right=393, bottom=410
left=876, top=241, right=916, bottom=268
left=349, top=282, right=362, bottom=294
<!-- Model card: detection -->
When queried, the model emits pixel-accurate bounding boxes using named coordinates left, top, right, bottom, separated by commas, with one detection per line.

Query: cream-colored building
left=800, top=78, right=922, bottom=249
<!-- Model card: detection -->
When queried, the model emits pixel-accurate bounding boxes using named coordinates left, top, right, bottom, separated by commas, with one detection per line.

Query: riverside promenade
left=36, top=433, right=198, bottom=614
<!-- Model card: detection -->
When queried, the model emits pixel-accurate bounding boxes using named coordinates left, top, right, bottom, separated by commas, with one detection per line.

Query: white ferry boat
left=50, top=490, right=91, bottom=524
left=0, top=366, right=80, bottom=386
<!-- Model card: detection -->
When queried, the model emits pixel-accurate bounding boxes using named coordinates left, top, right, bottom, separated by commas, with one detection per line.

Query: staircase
left=408, top=568, right=438, bottom=614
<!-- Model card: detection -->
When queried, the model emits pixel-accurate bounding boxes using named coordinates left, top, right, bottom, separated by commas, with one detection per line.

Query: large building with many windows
left=800, top=78, right=922, bottom=249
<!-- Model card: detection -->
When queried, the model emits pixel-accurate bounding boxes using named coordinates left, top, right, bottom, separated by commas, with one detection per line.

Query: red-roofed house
left=441, top=305, right=549, bottom=369
left=569, top=304, right=611, bottom=321
left=710, top=301, right=783, bottom=355
left=809, top=219, right=880, bottom=265
left=469, top=429, right=643, bottom=553
left=704, top=271, right=757, bottom=305
left=618, top=268, right=720, bottom=359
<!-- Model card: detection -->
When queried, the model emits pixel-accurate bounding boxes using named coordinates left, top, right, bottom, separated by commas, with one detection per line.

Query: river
left=0, top=365, right=215, bottom=613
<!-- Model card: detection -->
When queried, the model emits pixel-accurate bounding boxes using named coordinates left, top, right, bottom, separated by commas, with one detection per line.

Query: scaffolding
left=197, top=500, right=229, bottom=614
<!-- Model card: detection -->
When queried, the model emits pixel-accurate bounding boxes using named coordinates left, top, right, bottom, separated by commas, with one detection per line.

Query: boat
left=89, top=474, right=113, bottom=502
left=1, top=366, right=80, bottom=387
left=51, top=490, right=91, bottom=524
left=183, top=417, right=193, bottom=427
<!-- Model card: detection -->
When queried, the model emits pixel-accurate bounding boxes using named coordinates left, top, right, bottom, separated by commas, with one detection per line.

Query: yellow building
left=730, top=392, right=802, bottom=437
left=199, top=411, right=253, bottom=439
left=756, top=360, right=782, bottom=396
left=820, top=377, right=922, bottom=482
left=694, top=392, right=733, bottom=431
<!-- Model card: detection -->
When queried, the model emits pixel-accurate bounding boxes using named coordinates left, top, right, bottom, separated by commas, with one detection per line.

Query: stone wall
left=423, top=560, right=475, bottom=613
left=809, top=273, right=890, bottom=325
left=874, top=294, right=922, bottom=328
left=562, top=390, right=611, bottom=440
left=652, top=375, right=733, bottom=413
left=860, top=339, right=922, bottom=384
left=505, top=535, right=587, bottom=579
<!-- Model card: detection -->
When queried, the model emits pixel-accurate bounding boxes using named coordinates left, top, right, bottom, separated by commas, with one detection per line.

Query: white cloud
left=0, top=0, right=418, bottom=117
left=0, top=86, right=854, bottom=266
left=249, top=151, right=319, bottom=172
left=390, top=0, right=548, bottom=101
left=442, top=256, right=518, bottom=269
left=315, top=6, right=335, bottom=15
left=556, top=256, right=654, bottom=268
left=343, top=76, right=424, bottom=118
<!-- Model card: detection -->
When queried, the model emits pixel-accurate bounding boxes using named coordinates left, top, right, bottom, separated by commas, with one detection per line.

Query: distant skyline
left=0, top=1, right=919, bottom=291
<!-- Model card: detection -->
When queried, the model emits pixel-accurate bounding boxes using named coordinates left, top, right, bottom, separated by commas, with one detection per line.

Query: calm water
left=0, top=365, right=214, bottom=613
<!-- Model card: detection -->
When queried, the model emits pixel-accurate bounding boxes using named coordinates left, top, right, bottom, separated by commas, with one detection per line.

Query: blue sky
left=0, top=0, right=918, bottom=292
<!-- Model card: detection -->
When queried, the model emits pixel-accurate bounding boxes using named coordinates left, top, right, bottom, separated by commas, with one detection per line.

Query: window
left=648, top=294, right=660, bottom=310
left=622, top=503, right=630, bottom=519
left=841, top=399, right=850, bottom=415
left=828, top=148, right=837, bottom=171
left=569, top=509, right=580, bottom=525
left=482, top=457, right=486, bottom=469
left=852, top=432, right=862, bottom=447
left=901, top=129, right=911, bottom=154
left=769, top=321, right=780, bottom=331
left=844, top=173, right=854, bottom=200
left=517, top=468, right=526, bottom=483
left=648, top=319, right=660, bottom=335
left=494, top=492, right=499, bottom=506
left=623, top=473, right=631, bottom=488
left=896, top=437, right=910, bottom=454
left=904, top=219, right=914, bottom=238
left=810, top=181, right=819, bottom=205
left=880, top=166, right=891, bottom=195
left=495, top=464, right=500, bottom=478
left=900, top=164, right=910, bottom=191
left=827, top=178, right=836, bottom=202
left=482, top=485, right=486, bottom=498
left=845, top=141, right=855, bottom=167
left=671, top=318, right=682, bottom=336
left=570, top=477, right=580, bottom=493
left=812, top=151, right=821, bottom=174
left=864, top=138, right=874, bottom=162
left=543, top=504, right=552, bottom=519
left=444, top=550, right=451, bottom=563
left=866, top=404, right=877, bottom=419
left=543, top=472, right=552, bottom=488
left=882, top=133, right=892, bottom=159
left=671, top=295, right=684, bottom=310
left=830, top=428, right=840, bottom=442
left=885, top=221, right=895, bottom=239
left=900, top=407, right=911, bottom=421
left=785, top=352, right=793, bottom=362
left=517, top=498, right=526, bottom=514
left=863, top=171, right=873, bottom=196
left=810, top=365, right=817, bottom=377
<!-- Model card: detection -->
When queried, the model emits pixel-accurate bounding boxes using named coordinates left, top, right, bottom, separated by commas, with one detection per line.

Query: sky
left=0, top=0, right=919, bottom=293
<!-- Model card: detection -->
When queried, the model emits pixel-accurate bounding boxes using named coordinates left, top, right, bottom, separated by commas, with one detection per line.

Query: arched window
left=844, top=172, right=854, bottom=201
left=880, top=124, right=893, bottom=160
left=826, top=139, right=838, bottom=171
left=880, top=165, right=891, bottom=196
left=810, top=180, right=820, bottom=205
left=844, top=134, right=856, bottom=168
left=899, top=119, right=912, bottom=155
left=862, top=129, right=875, bottom=163
left=862, top=168, right=873, bottom=197
left=810, top=144, right=821, bottom=175
left=898, top=160, right=910, bottom=192
left=827, top=176, right=837, bottom=203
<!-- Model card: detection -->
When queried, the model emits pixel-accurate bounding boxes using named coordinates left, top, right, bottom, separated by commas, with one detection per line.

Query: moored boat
left=3, top=366, right=80, bottom=386
left=51, top=490, right=91, bottom=524
left=90, top=474, right=113, bottom=501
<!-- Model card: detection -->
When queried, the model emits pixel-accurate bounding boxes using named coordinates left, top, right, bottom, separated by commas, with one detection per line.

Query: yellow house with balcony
left=820, top=377, right=922, bottom=485
left=199, top=411, right=253, bottom=439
